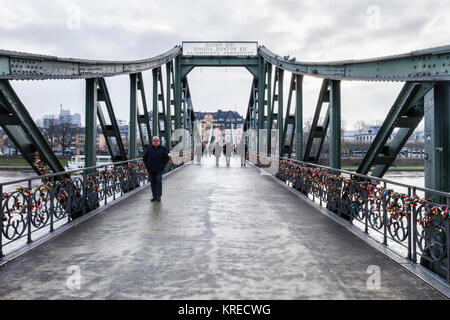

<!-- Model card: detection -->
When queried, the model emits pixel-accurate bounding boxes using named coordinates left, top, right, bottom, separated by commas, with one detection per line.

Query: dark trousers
left=148, top=171, right=163, bottom=200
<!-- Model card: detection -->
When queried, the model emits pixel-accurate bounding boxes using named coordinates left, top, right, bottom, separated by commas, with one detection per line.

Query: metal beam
left=303, top=79, right=331, bottom=163
left=174, top=55, right=182, bottom=130
left=281, top=73, right=301, bottom=158
left=357, top=82, right=434, bottom=177
left=295, top=75, right=304, bottom=160
left=329, top=80, right=341, bottom=169
left=85, top=78, right=97, bottom=167
left=166, top=61, right=175, bottom=149
left=136, top=72, right=152, bottom=147
left=96, top=78, right=127, bottom=161
left=425, top=82, right=450, bottom=193
left=152, top=68, right=159, bottom=138
left=129, top=74, right=137, bottom=159
left=259, top=45, right=450, bottom=82
left=0, top=46, right=182, bottom=80
left=180, top=56, right=259, bottom=68
left=0, top=80, right=65, bottom=174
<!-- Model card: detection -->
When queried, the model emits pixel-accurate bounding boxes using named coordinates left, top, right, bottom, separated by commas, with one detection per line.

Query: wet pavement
left=0, top=156, right=446, bottom=300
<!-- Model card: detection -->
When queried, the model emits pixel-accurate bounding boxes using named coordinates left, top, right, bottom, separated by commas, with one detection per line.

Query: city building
left=193, top=109, right=244, bottom=145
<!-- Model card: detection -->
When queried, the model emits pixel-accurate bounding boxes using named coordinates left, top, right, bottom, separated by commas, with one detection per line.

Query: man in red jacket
left=143, top=136, right=169, bottom=202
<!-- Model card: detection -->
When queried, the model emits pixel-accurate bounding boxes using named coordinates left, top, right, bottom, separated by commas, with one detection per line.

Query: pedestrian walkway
left=0, top=156, right=445, bottom=299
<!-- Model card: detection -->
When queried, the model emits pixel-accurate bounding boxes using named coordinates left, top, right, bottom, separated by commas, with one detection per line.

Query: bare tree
left=38, top=117, right=59, bottom=149
left=58, top=117, right=77, bottom=155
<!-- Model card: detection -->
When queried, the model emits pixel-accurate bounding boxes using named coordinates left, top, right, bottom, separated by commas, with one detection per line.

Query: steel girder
left=303, top=79, right=331, bottom=163
left=129, top=74, right=138, bottom=159
left=0, top=46, right=181, bottom=80
left=136, top=73, right=152, bottom=147
left=96, top=78, right=127, bottom=162
left=425, top=82, right=450, bottom=195
left=166, top=61, right=175, bottom=148
left=267, top=67, right=284, bottom=156
left=244, top=78, right=257, bottom=132
left=152, top=66, right=169, bottom=146
left=281, top=74, right=303, bottom=159
left=0, top=80, right=65, bottom=174
left=357, top=82, right=435, bottom=177
left=329, top=80, right=341, bottom=169
left=259, top=45, right=450, bottom=82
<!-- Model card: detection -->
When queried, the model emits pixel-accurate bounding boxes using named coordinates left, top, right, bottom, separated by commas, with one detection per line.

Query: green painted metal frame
left=303, top=79, right=331, bottom=163
left=166, top=61, right=175, bottom=148
left=0, top=80, right=65, bottom=174
left=425, top=82, right=450, bottom=194
left=329, top=80, right=341, bottom=169
left=152, top=66, right=168, bottom=142
left=136, top=73, right=152, bottom=148
left=85, top=78, right=98, bottom=168
left=96, top=78, right=127, bottom=162
left=357, top=82, right=435, bottom=177
left=267, top=67, right=284, bottom=155
left=295, top=75, right=304, bottom=161
left=281, top=74, right=303, bottom=159
left=129, top=74, right=139, bottom=159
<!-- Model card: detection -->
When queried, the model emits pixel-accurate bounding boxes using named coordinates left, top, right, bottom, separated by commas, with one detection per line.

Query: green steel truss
left=152, top=67, right=169, bottom=146
left=2, top=42, right=450, bottom=188
left=357, top=82, right=435, bottom=177
left=266, top=66, right=284, bottom=156
left=281, top=74, right=303, bottom=159
left=303, top=80, right=331, bottom=163
left=136, top=73, right=152, bottom=148
left=0, top=80, right=65, bottom=174
left=96, top=78, right=128, bottom=162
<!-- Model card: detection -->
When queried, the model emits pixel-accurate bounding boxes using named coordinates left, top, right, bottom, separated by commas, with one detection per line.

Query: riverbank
left=0, top=157, right=69, bottom=171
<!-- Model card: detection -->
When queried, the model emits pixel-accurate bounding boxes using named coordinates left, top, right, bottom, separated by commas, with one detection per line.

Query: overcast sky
left=1, top=0, right=449, bottom=129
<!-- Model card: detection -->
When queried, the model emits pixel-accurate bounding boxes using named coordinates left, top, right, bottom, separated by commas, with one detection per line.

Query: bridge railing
left=251, top=153, right=450, bottom=284
left=0, top=153, right=191, bottom=258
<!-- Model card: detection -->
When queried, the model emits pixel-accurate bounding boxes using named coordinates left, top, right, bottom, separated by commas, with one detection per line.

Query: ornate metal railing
left=257, top=155, right=449, bottom=284
left=0, top=154, right=190, bottom=257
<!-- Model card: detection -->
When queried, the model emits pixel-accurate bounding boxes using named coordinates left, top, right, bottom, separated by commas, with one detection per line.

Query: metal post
left=266, top=63, right=272, bottom=155
left=152, top=68, right=159, bottom=138
left=174, top=55, right=182, bottom=130
left=49, top=177, right=54, bottom=233
left=424, top=81, right=450, bottom=198
left=129, top=74, right=138, bottom=159
left=0, top=185, right=3, bottom=257
left=383, top=182, right=388, bottom=246
left=447, top=197, right=450, bottom=284
left=364, top=180, right=369, bottom=234
left=329, top=80, right=341, bottom=169
left=412, top=187, right=418, bottom=262
left=278, top=69, right=284, bottom=156
left=85, top=79, right=97, bottom=168
left=295, top=75, right=303, bottom=161
left=407, top=187, right=412, bottom=260
left=257, top=56, right=265, bottom=160
left=166, top=62, right=173, bottom=149
left=27, top=180, right=32, bottom=244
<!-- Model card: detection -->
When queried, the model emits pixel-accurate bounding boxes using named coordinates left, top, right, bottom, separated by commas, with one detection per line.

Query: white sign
left=182, top=42, right=258, bottom=56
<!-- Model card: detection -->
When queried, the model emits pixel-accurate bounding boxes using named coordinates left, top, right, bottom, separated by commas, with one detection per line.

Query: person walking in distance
left=214, top=141, right=222, bottom=166
left=237, top=140, right=247, bottom=166
left=143, top=136, right=169, bottom=202
left=224, top=140, right=232, bottom=167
